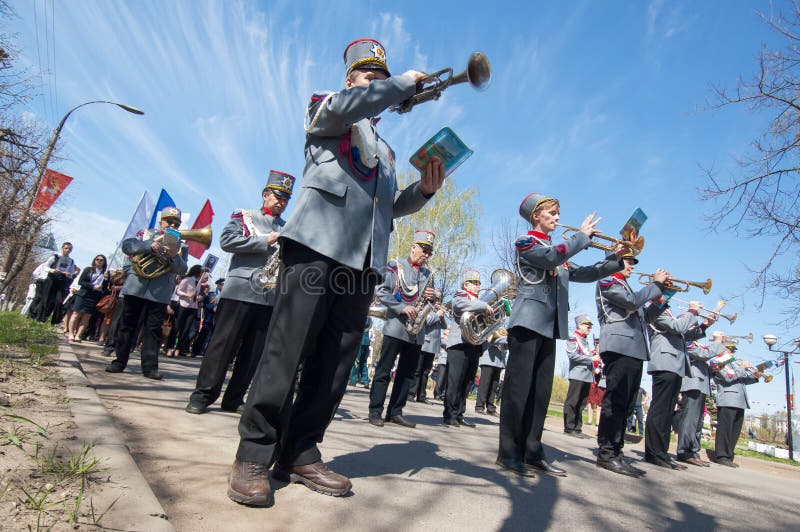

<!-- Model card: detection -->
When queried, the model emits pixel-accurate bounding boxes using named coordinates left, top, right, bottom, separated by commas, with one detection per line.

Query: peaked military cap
left=265, top=170, right=296, bottom=198
left=344, top=38, right=390, bottom=76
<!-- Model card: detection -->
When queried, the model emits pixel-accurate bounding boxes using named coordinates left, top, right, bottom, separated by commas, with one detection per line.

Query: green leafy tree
left=388, top=173, right=481, bottom=298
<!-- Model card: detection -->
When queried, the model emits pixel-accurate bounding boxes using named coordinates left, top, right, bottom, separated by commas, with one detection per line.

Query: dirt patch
left=1, top=345, right=112, bottom=530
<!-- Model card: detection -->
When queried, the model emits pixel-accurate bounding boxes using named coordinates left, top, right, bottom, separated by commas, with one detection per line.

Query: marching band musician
left=106, top=207, right=187, bottom=380
left=711, top=339, right=759, bottom=467
left=497, top=193, right=625, bottom=478
left=676, top=331, right=726, bottom=466
left=186, top=172, right=295, bottom=415
left=368, top=230, right=436, bottom=428
left=643, top=298, right=714, bottom=469
left=409, top=288, right=448, bottom=405
left=443, top=269, right=490, bottom=428
left=475, top=333, right=506, bottom=416
left=594, top=252, right=669, bottom=477
left=563, top=314, right=598, bottom=439
left=227, top=38, right=444, bottom=507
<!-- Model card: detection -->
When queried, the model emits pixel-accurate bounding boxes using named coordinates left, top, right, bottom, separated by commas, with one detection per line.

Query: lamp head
left=763, top=334, right=778, bottom=347
left=116, top=103, right=144, bottom=115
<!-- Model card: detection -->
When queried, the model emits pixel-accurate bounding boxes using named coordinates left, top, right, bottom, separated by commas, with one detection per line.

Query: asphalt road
left=72, top=344, right=799, bottom=532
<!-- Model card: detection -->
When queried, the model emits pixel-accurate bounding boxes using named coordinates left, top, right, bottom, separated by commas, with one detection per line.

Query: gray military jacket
left=218, top=208, right=284, bottom=307
left=595, top=274, right=663, bottom=360
left=645, top=307, right=706, bottom=377
left=120, top=235, right=187, bottom=304
left=376, top=257, right=432, bottom=344
left=283, top=75, right=429, bottom=278
left=447, top=290, right=491, bottom=348
left=682, top=340, right=726, bottom=394
left=421, top=311, right=447, bottom=354
left=479, top=342, right=507, bottom=368
left=713, top=365, right=758, bottom=409
left=566, top=332, right=595, bottom=383
left=507, top=231, right=622, bottom=340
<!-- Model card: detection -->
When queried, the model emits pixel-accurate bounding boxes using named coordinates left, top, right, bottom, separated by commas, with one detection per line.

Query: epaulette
left=386, top=260, right=398, bottom=272
left=554, top=243, right=568, bottom=254
left=515, top=235, right=535, bottom=252
left=454, top=290, right=468, bottom=298
left=310, top=90, right=333, bottom=102
left=598, top=277, right=619, bottom=288
left=230, top=209, right=245, bottom=218
left=566, top=338, right=577, bottom=345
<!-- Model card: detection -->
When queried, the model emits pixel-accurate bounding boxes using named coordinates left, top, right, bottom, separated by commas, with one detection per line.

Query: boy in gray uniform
left=186, top=171, right=294, bottom=414
left=228, top=38, right=444, bottom=507
left=368, top=230, right=436, bottom=428
left=106, top=207, right=187, bottom=380
left=563, top=314, right=597, bottom=438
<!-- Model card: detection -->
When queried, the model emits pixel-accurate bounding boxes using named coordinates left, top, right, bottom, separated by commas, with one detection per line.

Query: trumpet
left=637, top=273, right=712, bottom=295
left=722, top=332, right=754, bottom=344
left=740, top=360, right=774, bottom=383
left=672, top=298, right=737, bottom=324
left=557, top=224, right=645, bottom=255
left=390, top=52, right=491, bottom=114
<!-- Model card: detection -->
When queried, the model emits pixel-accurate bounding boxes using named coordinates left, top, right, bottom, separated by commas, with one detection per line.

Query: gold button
left=375, top=197, right=380, bottom=204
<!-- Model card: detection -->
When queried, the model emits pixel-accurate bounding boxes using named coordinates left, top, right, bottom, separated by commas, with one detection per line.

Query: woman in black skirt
left=68, top=255, right=109, bottom=342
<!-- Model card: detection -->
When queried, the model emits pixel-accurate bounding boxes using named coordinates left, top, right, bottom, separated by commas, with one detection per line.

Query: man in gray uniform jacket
left=594, top=254, right=668, bottom=477
left=676, top=331, right=725, bottom=466
left=368, top=230, right=436, bottom=428
left=643, top=300, right=712, bottom=469
left=228, top=38, right=444, bottom=507
left=186, top=171, right=295, bottom=414
left=106, top=207, right=187, bottom=380
left=711, top=341, right=759, bottom=467
left=563, top=314, right=597, bottom=437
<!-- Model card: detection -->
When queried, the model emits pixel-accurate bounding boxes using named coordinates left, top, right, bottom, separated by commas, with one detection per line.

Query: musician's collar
left=465, top=288, right=478, bottom=298
left=262, top=205, right=274, bottom=217
left=611, top=272, right=626, bottom=281
left=574, top=330, right=587, bottom=338
left=407, top=256, right=420, bottom=270
left=527, top=230, right=550, bottom=241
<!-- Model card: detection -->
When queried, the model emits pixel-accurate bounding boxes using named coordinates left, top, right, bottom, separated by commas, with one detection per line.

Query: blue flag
left=148, top=189, right=176, bottom=229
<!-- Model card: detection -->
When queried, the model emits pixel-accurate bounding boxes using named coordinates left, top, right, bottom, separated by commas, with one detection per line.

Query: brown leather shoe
left=678, top=457, right=710, bottom=468
left=274, top=461, right=352, bottom=496
left=227, top=460, right=273, bottom=506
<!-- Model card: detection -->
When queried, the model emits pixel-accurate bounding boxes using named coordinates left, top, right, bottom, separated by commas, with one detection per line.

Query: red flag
left=32, top=169, right=73, bottom=212
left=187, top=199, right=214, bottom=259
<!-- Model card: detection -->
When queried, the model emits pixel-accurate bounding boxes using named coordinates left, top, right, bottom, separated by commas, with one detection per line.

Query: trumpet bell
left=180, top=226, right=213, bottom=249
left=462, top=51, right=492, bottom=90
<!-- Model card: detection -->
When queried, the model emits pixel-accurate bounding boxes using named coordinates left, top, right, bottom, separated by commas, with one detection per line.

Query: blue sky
left=8, top=0, right=799, bottom=414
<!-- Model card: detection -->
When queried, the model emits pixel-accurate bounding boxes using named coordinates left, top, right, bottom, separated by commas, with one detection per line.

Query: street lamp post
left=26, top=100, right=144, bottom=216
left=762, top=334, right=800, bottom=461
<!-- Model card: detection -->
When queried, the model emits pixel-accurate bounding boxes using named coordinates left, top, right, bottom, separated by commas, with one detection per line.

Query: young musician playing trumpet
left=496, top=193, right=627, bottom=478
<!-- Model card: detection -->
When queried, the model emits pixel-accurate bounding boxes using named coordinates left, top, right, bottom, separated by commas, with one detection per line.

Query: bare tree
left=702, top=3, right=800, bottom=321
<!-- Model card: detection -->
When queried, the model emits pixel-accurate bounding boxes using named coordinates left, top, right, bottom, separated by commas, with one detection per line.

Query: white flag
left=122, top=192, right=155, bottom=241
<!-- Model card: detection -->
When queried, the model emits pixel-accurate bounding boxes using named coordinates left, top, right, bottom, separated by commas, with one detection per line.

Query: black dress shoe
left=368, top=415, right=384, bottom=427
left=457, top=417, right=476, bottom=428
left=142, top=371, right=164, bottom=380
left=416, top=398, right=433, bottom=405
left=486, top=410, right=498, bottom=417
left=713, top=458, right=739, bottom=468
left=221, top=404, right=245, bottom=414
left=596, top=458, right=643, bottom=477
left=645, top=455, right=683, bottom=470
left=185, top=401, right=208, bottom=414
left=624, top=461, right=647, bottom=476
left=105, top=364, right=123, bottom=373
left=526, top=459, right=567, bottom=477
left=496, top=458, right=537, bottom=477
left=442, top=419, right=460, bottom=427
left=475, top=407, right=486, bottom=414
left=386, top=415, right=416, bottom=428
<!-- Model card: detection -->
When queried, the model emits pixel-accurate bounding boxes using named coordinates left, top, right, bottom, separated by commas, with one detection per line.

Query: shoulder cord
left=304, top=93, right=336, bottom=133
left=241, top=210, right=264, bottom=238
left=596, top=279, right=635, bottom=324
left=516, top=234, right=556, bottom=286
left=396, top=261, right=420, bottom=298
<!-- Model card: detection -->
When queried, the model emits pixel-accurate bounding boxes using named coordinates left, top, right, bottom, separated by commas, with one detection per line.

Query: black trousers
left=645, top=371, right=683, bottom=461
left=165, top=301, right=180, bottom=350
left=597, top=351, right=643, bottom=461
left=173, top=306, right=197, bottom=354
left=498, top=327, right=556, bottom=463
left=476, top=365, right=502, bottom=413
left=369, top=335, right=422, bottom=418
left=236, top=240, right=378, bottom=467
left=563, top=379, right=592, bottom=432
left=443, top=344, right=481, bottom=422
left=715, top=406, right=744, bottom=461
left=677, top=390, right=706, bottom=459
left=37, top=273, right=68, bottom=324
left=191, top=313, right=215, bottom=356
left=409, top=351, right=436, bottom=401
left=110, top=295, right=166, bottom=374
left=190, top=299, right=272, bottom=409
left=28, top=279, right=47, bottom=319
left=433, top=363, right=447, bottom=399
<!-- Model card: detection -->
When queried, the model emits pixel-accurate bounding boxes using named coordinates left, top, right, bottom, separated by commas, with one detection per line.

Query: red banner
left=32, top=169, right=73, bottom=212
left=188, top=199, right=214, bottom=259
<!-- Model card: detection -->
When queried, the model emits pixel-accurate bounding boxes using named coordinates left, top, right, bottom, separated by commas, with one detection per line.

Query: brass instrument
left=132, top=226, right=213, bottom=279
left=740, top=360, right=774, bottom=383
left=486, top=327, right=508, bottom=344
left=405, top=272, right=438, bottom=336
left=390, top=52, right=491, bottom=114
left=722, top=332, right=754, bottom=344
left=557, top=224, right=645, bottom=256
left=673, top=298, right=737, bottom=324
left=368, top=304, right=388, bottom=319
left=637, top=273, right=712, bottom=295
left=250, top=244, right=281, bottom=293
left=460, top=268, right=517, bottom=345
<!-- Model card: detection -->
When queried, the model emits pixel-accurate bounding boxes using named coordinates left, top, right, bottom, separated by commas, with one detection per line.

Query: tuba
left=132, top=226, right=212, bottom=279
left=390, top=52, right=491, bottom=114
left=250, top=244, right=281, bottom=293
left=460, top=269, right=517, bottom=345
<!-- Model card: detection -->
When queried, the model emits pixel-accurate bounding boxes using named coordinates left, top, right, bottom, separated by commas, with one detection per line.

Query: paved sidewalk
left=70, top=343, right=798, bottom=531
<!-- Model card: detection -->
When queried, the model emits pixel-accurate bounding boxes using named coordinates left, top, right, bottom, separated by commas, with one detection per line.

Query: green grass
left=700, top=440, right=799, bottom=467
left=38, top=442, right=106, bottom=481
left=0, top=311, right=58, bottom=359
